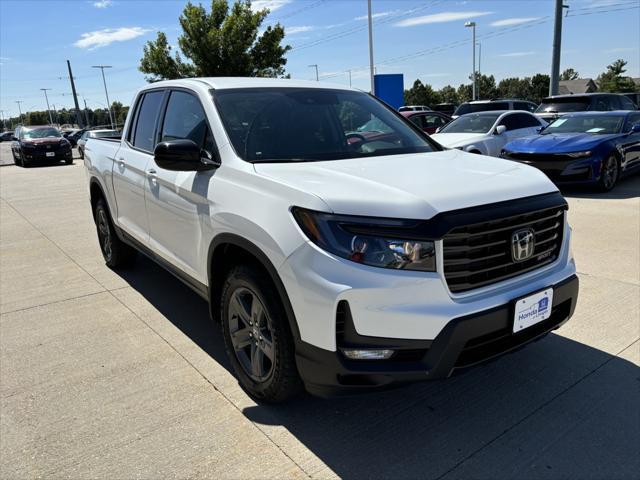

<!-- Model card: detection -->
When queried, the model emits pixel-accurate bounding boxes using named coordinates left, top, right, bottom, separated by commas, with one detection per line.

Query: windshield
left=535, top=99, right=589, bottom=114
left=454, top=102, right=508, bottom=116
left=543, top=115, right=624, bottom=135
left=438, top=113, right=501, bottom=134
left=22, top=127, right=60, bottom=139
left=213, top=88, right=437, bottom=162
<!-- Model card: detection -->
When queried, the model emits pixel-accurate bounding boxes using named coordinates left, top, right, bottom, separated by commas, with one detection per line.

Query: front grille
left=505, top=152, right=574, bottom=163
left=443, top=205, right=565, bottom=293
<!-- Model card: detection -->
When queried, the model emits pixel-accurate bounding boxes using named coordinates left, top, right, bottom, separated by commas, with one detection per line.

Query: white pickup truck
left=84, top=78, right=579, bottom=402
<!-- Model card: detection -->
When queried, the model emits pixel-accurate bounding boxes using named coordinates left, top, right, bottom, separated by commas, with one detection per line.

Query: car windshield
left=454, top=102, right=508, bottom=115
left=90, top=130, right=119, bottom=138
left=22, top=127, right=60, bottom=139
left=438, top=113, right=501, bottom=134
left=535, top=99, right=589, bottom=114
left=213, top=88, right=437, bottom=162
left=543, top=115, right=624, bottom=135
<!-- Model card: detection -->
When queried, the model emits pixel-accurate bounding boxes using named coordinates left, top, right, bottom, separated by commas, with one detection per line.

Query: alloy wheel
left=602, top=156, right=618, bottom=190
left=97, top=209, right=113, bottom=261
left=228, top=287, right=275, bottom=382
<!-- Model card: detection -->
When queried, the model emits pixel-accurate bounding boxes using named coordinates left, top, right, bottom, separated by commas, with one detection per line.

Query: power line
left=271, top=0, right=326, bottom=21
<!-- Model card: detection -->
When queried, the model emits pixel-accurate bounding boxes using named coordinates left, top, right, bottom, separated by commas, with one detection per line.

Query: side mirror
left=495, top=125, right=507, bottom=135
left=631, top=123, right=640, bottom=133
left=536, top=125, right=545, bottom=133
left=154, top=139, right=219, bottom=171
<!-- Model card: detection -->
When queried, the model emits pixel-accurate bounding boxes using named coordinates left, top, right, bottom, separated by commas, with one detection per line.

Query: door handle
left=147, top=169, right=158, bottom=186
left=117, top=157, right=125, bottom=169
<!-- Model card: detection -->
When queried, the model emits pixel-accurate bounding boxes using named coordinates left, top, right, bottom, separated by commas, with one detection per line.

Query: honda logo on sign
left=511, top=228, right=535, bottom=262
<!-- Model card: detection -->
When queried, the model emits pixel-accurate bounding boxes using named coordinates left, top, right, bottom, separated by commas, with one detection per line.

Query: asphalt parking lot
left=0, top=141, right=638, bottom=479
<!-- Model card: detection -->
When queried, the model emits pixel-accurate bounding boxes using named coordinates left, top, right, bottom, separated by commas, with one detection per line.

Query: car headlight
left=292, top=207, right=436, bottom=271
left=567, top=151, right=591, bottom=158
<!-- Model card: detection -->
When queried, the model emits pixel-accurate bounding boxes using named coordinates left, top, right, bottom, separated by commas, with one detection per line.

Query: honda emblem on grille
left=511, top=228, right=535, bottom=262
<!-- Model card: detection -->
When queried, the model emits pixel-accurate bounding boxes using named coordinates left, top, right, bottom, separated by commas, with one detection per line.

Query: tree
left=597, top=59, right=636, bottom=92
left=529, top=74, right=550, bottom=103
left=560, top=68, right=579, bottom=81
left=497, top=77, right=531, bottom=100
left=139, top=0, right=290, bottom=81
left=404, top=79, right=441, bottom=107
left=438, top=85, right=458, bottom=104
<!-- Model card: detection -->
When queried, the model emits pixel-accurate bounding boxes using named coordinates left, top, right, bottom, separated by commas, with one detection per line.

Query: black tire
left=79, top=147, right=84, bottom=160
left=65, top=158, right=73, bottom=165
left=12, top=149, right=22, bottom=167
left=94, top=198, right=137, bottom=268
left=221, top=264, right=302, bottom=402
left=597, top=154, right=619, bottom=192
left=21, top=151, right=30, bottom=168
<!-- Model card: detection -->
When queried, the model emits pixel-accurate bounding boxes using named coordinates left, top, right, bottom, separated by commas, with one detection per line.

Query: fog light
left=341, top=348, right=394, bottom=360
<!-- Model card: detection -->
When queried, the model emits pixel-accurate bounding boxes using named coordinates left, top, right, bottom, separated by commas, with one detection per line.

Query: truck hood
left=253, top=150, right=556, bottom=219
left=429, top=132, right=488, bottom=148
left=504, top=132, right=619, bottom=153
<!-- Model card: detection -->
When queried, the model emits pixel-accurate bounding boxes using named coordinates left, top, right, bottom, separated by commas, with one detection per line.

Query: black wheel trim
left=602, top=156, right=618, bottom=190
left=228, top=287, right=275, bottom=382
left=97, top=208, right=113, bottom=261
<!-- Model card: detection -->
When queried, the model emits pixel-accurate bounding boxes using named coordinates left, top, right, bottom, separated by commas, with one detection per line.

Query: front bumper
left=504, top=155, right=601, bottom=185
left=296, top=274, right=578, bottom=397
left=23, top=147, right=72, bottom=162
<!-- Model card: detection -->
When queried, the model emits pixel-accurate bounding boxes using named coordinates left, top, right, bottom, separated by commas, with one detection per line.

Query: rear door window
left=132, top=90, right=164, bottom=152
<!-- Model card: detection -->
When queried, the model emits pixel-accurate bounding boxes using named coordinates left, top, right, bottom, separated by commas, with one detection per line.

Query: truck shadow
left=116, top=257, right=639, bottom=480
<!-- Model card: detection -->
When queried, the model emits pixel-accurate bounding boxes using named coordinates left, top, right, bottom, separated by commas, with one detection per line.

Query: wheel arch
left=207, top=233, right=301, bottom=341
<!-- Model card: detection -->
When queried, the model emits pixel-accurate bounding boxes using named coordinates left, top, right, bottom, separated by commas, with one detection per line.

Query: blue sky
left=1, top=0, right=638, bottom=118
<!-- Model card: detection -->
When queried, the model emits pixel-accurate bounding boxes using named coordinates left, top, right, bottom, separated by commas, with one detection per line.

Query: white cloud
left=252, top=0, right=292, bottom=12
left=74, top=27, right=149, bottom=50
left=498, top=51, right=537, bottom=57
left=490, top=17, right=541, bottom=27
left=286, top=26, right=315, bottom=35
left=93, top=0, right=112, bottom=8
left=394, top=11, right=493, bottom=27
left=354, top=11, right=398, bottom=21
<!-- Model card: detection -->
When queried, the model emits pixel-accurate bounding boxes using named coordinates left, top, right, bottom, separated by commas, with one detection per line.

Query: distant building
left=558, top=78, right=598, bottom=94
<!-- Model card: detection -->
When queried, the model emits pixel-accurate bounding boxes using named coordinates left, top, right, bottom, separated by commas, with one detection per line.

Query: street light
left=464, top=21, right=476, bottom=101
left=308, top=64, right=319, bottom=81
left=92, top=65, right=115, bottom=128
left=15, top=101, right=24, bottom=125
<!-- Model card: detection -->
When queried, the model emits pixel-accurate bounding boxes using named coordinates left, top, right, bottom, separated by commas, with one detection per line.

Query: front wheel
left=220, top=265, right=302, bottom=402
left=94, top=198, right=137, bottom=268
left=12, top=149, right=22, bottom=167
left=79, top=147, right=84, bottom=160
left=598, top=154, right=619, bottom=192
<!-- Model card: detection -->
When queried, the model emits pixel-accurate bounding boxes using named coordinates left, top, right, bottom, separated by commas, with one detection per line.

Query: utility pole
left=347, top=70, right=352, bottom=87
left=465, top=21, right=477, bottom=101
left=15, top=101, right=24, bottom=125
left=92, top=65, right=114, bottom=128
left=40, top=88, right=53, bottom=124
left=83, top=98, right=90, bottom=127
left=52, top=104, right=58, bottom=125
left=478, top=42, right=482, bottom=99
left=308, top=64, right=319, bottom=81
left=549, top=0, right=567, bottom=96
left=0, top=110, right=4, bottom=131
left=67, top=60, right=84, bottom=128
left=367, top=0, right=375, bottom=95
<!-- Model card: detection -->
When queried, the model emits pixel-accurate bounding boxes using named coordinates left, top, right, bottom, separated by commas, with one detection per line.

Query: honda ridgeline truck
left=84, top=78, right=579, bottom=402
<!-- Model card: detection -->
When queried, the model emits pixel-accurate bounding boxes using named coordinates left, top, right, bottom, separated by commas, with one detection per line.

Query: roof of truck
left=139, top=77, right=358, bottom=92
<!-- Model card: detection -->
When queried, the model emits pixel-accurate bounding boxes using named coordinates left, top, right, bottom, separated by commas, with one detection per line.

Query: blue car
left=501, top=111, right=640, bottom=191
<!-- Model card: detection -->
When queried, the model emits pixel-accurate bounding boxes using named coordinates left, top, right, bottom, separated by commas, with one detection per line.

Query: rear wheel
left=94, top=198, right=137, bottom=268
left=221, top=264, right=302, bottom=402
left=598, top=154, right=619, bottom=192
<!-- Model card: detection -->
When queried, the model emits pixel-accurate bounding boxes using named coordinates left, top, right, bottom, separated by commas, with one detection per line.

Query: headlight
left=292, top=207, right=436, bottom=271
left=567, top=151, right=591, bottom=158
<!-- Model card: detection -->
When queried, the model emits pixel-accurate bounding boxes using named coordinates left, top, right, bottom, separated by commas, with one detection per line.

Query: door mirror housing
left=495, top=125, right=507, bottom=135
left=536, top=125, right=545, bottom=133
left=630, top=123, right=640, bottom=133
left=154, top=139, right=220, bottom=171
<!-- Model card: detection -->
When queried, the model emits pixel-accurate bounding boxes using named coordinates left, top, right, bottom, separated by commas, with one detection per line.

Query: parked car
left=453, top=99, right=538, bottom=118
left=622, top=92, right=639, bottom=109
left=77, top=129, right=120, bottom=159
left=398, top=105, right=431, bottom=112
left=0, top=131, right=14, bottom=142
left=431, top=110, right=546, bottom=156
left=400, top=110, right=451, bottom=134
left=432, top=103, right=457, bottom=116
left=85, top=78, right=578, bottom=402
left=535, top=93, right=637, bottom=123
left=501, top=111, right=640, bottom=191
left=11, top=125, right=72, bottom=167
left=61, top=129, right=82, bottom=147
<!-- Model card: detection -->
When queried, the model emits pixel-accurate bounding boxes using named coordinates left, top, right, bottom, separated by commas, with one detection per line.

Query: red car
left=400, top=110, right=451, bottom=134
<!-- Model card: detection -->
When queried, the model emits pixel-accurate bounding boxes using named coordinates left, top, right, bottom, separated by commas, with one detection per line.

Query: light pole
left=367, top=0, right=375, bottom=95
left=0, top=110, right=4, bottom=131
left=40, top=88, right=53, bottom=124
left=347, top=69, right=352, bottom=87
left=92, top=65, right=115, bottom=128
left=15, top=101, right=24, bottom=125
left=549, top=0, right=567, bottom=96
left=464, top=21, right=476, bottom=101
left=478, top=42, right=482, bottom=99
left=308, top=64, right=319, bottom=81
